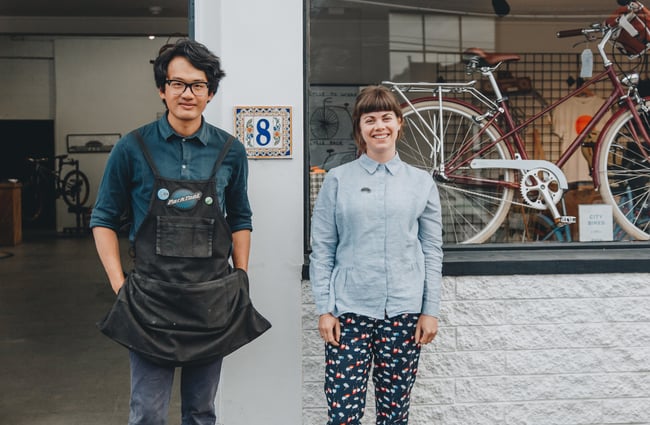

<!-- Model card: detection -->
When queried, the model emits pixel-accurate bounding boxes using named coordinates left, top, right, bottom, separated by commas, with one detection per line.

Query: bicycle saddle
left=27, top=156, right=50, bottom=164
left=463, top=47, right=520, bottom=66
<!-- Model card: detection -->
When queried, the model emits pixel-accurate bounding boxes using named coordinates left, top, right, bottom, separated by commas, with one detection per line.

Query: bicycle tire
left=61, top=169, right=90, bottom=207
left=597, top=106, right=650, bottom=240
left=310, top=107, right=339, bottom=139
left=399, top=98, right=515, bottom=244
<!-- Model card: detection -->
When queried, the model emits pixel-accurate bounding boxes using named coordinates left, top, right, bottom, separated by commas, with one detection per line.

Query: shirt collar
left=157, top=112, right=209, bottom=146
left=359, top=153, right=403, bottom=175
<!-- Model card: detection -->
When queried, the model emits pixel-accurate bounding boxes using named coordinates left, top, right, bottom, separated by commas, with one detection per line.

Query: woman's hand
left=415, top=314, right=438, bottom=345
left=318, top=313, right=341, bottom=347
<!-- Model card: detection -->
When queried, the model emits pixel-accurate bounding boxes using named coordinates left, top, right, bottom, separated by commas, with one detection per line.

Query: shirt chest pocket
left=156, top=216, right=215, bottom=258
left=338, top=183, right=382, bottom=222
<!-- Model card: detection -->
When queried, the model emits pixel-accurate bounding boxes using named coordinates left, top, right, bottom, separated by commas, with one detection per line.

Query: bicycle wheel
left=597, top=107, right=650, bottom=240
left=310, top=107, right=339, bottom=139
left=61, top=169, right=90, bottom=207
left=399, top=99, right=515, bottom=244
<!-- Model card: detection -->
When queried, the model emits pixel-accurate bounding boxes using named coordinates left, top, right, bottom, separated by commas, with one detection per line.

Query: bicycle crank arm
left=470, top=159, right=569, bottom=190
left=537, top=184, right=569, bottom=226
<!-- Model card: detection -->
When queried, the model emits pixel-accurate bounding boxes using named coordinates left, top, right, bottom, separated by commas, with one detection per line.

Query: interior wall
left=0, top=37, right=54, bottom=120
left=310, top=7, right=389, bottom=84
left=310, top=12, right=595, bottom=84
left=53, top=37, right=165, bottom=231
left=496, top=18, right=593, bottom=53
left=0, top=38, right=56, bottom=228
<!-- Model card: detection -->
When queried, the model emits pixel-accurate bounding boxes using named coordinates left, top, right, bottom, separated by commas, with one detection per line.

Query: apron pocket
left=98, top=269, right=272, bottom=366
left=132, top=271, right=244, bottom=331
left=156, top=216, right=215, bottom=258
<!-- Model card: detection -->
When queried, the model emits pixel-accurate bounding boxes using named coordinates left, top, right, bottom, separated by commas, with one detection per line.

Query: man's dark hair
left=153, top=39, right=226, bottom=95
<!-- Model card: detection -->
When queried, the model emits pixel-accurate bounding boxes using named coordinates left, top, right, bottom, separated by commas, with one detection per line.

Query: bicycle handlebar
left=27, top=155, right=78, bottom=169
left=557, top=26, right=603, bottom=38
left=556, top=28, right=585, bottom=38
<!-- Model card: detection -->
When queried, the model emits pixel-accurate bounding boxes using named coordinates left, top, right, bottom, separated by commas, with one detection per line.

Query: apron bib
left=98, top=130, right=271, bottom=366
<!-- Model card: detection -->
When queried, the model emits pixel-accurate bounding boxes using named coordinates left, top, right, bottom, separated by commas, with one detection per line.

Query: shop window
left=306, top=1, right=650, bottom=258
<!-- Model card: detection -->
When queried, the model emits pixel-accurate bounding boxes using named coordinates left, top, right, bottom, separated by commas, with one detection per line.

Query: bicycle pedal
left=558, top=216, right=576, bottom=224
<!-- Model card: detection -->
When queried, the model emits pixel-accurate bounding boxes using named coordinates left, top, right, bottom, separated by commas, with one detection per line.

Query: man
left=90, top=39, right=270, bottom=425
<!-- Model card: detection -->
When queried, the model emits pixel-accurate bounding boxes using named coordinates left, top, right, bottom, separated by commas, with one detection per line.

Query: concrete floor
left=0, top=233, right=181, bottom=425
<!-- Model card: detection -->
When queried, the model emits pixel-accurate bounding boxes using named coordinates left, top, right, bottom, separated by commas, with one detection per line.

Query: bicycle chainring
left=520, top=168, right=563, bottom=210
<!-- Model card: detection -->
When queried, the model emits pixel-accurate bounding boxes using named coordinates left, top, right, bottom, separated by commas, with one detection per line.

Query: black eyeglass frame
left=165, top=79, right=210, bottom=96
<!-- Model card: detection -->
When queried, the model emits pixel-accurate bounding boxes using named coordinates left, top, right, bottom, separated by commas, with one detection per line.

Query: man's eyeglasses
left=165, top=79, right=210, bottom=97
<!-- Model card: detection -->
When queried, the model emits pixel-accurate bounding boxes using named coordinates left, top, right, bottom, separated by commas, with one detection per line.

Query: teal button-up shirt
left=90, top=114, right=252, bottom=241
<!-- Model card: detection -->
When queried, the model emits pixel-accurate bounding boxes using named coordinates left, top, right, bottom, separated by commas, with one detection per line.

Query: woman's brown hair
left=351, top=85, right=403, bottom=154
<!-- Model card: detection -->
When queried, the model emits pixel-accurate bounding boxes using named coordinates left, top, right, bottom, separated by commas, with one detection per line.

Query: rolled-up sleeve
left=89, top=141, right=132, bottom=232
left=224, top=141, right=253, bottom=233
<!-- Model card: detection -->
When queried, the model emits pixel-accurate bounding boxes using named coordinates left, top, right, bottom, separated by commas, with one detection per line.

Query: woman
left=310, top=85, right=443, bottom=425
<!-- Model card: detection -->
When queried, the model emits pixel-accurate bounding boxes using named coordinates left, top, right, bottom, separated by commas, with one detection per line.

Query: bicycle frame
left=25, top=154, right=90, bottom=209
left=386, top=24, right=650, bottom=197
left=382, top=4, right=650, bottom=243
left=54, top=155, right=74, bottom=193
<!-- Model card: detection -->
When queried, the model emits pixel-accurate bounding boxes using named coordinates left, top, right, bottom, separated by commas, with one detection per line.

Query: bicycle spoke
left=598, top=110, right=650, bottom=240
left=399, top=99, right=514, bottom=244
left=400, top=116, right=433, bottom=171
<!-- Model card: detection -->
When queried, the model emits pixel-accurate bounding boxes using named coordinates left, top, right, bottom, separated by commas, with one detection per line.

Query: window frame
left=303, top=0, right=650, bottom=277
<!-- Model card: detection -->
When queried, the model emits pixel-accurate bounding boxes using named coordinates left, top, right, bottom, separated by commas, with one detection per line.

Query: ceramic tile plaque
left=234, top=106, right=292, bottom=159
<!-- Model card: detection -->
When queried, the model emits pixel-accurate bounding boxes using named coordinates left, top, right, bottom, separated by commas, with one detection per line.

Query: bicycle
left=22, top=154, right=90, bottom=223
left=309, top=96, right=353, bottom=139
left=384, top=0, right=650, bottom=244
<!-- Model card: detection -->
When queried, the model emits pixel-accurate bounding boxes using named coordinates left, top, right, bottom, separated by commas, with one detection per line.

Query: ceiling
left=0, top=0, right=189, bottom=36
left=0, top=0, right=631, bottom=35
left=0, top=0, right=188, bottom=18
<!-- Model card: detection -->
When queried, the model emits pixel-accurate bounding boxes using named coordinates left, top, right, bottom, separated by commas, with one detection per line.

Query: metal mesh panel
left=397, top=51, right=612, bottom=163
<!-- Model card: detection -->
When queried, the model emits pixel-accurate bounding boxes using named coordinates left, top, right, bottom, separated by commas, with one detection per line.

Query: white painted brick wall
left=302, top=273, right=650, bottom=425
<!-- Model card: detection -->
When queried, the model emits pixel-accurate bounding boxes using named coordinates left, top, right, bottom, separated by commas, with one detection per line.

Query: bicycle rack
left=62, top=158, right=91, bottom=236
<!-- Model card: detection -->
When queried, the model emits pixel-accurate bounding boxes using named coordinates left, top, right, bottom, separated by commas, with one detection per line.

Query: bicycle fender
left=592, top=101, right=649, bottom=189
left=470, top=159, right=569, bottom=190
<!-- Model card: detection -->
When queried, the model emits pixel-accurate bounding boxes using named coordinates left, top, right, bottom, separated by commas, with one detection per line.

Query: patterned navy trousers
left=324, top=313, right=421, bottom=425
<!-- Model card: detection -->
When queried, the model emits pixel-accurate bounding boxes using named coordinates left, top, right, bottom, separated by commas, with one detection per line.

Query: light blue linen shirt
left=309, top=153, right=443, bottom=320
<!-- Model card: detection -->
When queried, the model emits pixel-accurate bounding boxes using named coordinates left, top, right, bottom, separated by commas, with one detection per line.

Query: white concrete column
left=194, top=1, right=304, bottom=424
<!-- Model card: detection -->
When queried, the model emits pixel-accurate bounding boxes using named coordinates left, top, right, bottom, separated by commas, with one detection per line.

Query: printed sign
left=579, top=204, right=613, bottom=241
left=308, top=85, right=358, bottom=170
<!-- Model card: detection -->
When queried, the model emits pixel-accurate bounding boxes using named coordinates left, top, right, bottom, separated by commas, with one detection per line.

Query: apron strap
left=209, top=136, right=235, bottom=178
left=134, top=130, right=234, bottom=180
left=133, top=130, right=161, bottom=178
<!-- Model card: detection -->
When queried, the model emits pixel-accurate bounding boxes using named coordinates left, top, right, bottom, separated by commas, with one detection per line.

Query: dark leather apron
left=98, top=130, right=271, bottom=366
